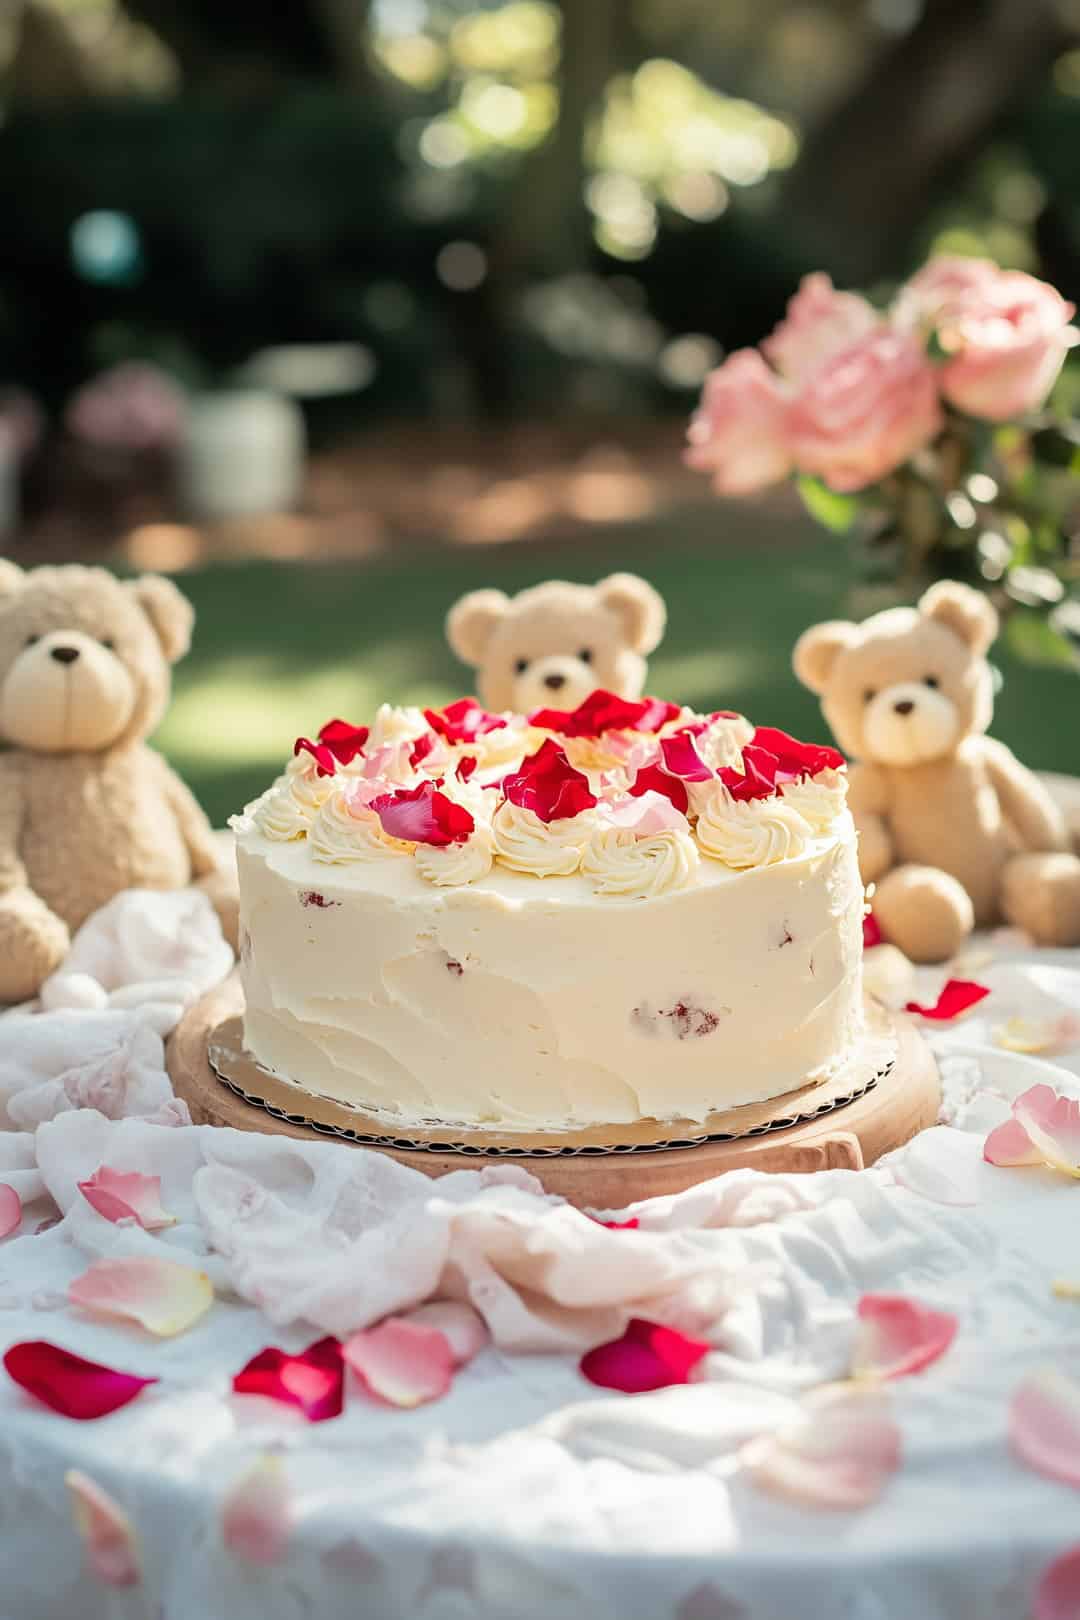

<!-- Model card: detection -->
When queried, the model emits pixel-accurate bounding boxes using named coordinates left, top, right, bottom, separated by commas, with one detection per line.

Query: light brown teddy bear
left=446, top=573, right=666, bottom=714
left=794, top=580, right=1080, bottom=963
left=0, top=561, right=235, bottom=1002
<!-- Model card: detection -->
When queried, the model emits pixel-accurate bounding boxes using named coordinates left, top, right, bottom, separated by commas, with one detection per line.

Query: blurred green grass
left=154, top=523, right=1080, bottom=828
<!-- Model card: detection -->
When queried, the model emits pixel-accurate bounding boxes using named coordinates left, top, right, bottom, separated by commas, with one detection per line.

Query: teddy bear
left=0, top=560, right=237, bottom=1003
left=445, top=573, right=667, bottom=714
left=793, top=579, right=1080, bottom=963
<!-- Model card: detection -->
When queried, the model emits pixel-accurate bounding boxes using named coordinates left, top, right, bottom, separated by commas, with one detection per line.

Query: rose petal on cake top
left=398, top=1301, right=489, bottom=1366
left=343, top=1319, right=455, bottom=1407
left=501, top=738, right=598, bottom=823
left=293, top=736, right=339, bottom=777
left=371, top=781, right=475, bottom=846
left=750, top=725, right=844, bottom=781
left=598, top=791, right=688, bottom=836
left=863, top=910, right=884, bottom=949
left=659, top=732, right=714, bottom=783
left=905, top=978, right=990, bottom=1021
left=529, top=690, right=680, bottom=738
left=579, top=1317, right=711, bottom=1394
left=424, top=698, right=506, bottom=744
left=716, top=744, right=781, bottom=802
left=1034, top=1545, right=1080, bottom=1620
left=743, top=1383, right=901, bottom=1510
left=0, top=1182, right=21, bottom=1239
left=221, top=1454, right=292, bottom=1565
left=627, top=762, right=689, bottom=815
left=232, top=1336, right=345, bottom=1423
left=456, top=755, right=478, bottom=783
left=317, top=718, right=370, bottom=765
left=409, top=730, right=438, bottom=769
left=77, top=1168, right=176, bottom=1232
left=4, top=1341, right=158, bottom=1419
left=852, top=1294, right=958, bottom=1381
left=68, top=1258, right=213, bottom=1337
left=1010, top=1369, right=1080, bottom=1490
left=66, top=1470, right=141, bottom=1587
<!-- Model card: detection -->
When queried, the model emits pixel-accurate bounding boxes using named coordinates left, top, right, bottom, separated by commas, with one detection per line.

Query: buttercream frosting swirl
left=253, top=766, right=334, bottom=841
left=491, top=801, right=596, bottom=877
left=694, top=714, right=752, bottom=772
left=695, top=785, right=814, bottom=869
left=779, top=767, right=848, bottom=834
left=415, top=825, right=495, bottom=887
left=581, top=825, right=699, bottom=899
left=368, top=703, right=430, bottom=752
left=309, top=786, right=413, bottom=864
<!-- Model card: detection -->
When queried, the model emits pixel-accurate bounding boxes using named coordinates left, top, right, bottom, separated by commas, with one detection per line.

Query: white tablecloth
left=1, top=893, right=1079, bottom=1620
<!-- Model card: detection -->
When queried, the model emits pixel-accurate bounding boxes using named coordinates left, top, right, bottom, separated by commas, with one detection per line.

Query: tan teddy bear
left=445, top=573, right=667, bottom=714
left=0, top=561, right=236, bottom=1003
left=793, top=580, right=1080, bottom=963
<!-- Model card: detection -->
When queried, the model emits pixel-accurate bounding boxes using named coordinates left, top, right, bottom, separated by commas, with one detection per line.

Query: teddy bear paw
left=872, top=865, right=975, bottom=964
left=0, top=891, right=71, bottom=1003
left=1002, top=853, right=1080, bottom=948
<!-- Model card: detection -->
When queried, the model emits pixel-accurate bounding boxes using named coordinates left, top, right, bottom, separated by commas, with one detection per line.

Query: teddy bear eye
left=578, top=648, right=592, bottom=664
left=101, top=637, right=116, bottom=651
left=863, top=688, right=876, bottom=704
left=923, top=675, right=939, bottom=688
left=514, top=657, right=529, bottom=675
left=24, top=634, right=39, bottom=647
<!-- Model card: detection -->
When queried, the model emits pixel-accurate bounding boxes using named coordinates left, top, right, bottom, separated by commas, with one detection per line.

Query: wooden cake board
left=167, top=973, right=940, bottom=1210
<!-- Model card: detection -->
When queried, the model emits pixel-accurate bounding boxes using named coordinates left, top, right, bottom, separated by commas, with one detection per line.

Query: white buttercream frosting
left=694, top=714, right=753, bottom=771
left=309, top=787, right=413, bottom=864
left=492, top=802, right=596, bottom=877
left=581, top=825, right=700, bottom=898
left=414, top=825, right=495, bottom=887
left=779, top=767, right=848, bottom=834
left=695, top=785, right=815, bottom=869
left=253, top=764, right=336, bottom=841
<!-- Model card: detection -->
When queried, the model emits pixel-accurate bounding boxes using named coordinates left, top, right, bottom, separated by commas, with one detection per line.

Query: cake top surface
left=232, top=691, right=849, bottom=900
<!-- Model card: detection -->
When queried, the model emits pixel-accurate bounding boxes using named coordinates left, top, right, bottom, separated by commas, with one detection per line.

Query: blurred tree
left=121, top=0, right=375, bottom=91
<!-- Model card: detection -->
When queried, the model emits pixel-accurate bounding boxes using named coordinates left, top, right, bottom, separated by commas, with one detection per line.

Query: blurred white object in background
left=0, top=424, right=16, bottom=539
left=179, top=389, right=306, bottom=521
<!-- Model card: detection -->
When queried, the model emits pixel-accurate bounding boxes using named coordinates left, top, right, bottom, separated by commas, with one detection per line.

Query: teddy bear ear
left=595, top=573, right=666, bottom=656
left=127, top=574, right=195, bottom=663
left=918, top=580, right=998, bottom=656
left=445, top=589, right=510, bottom=668
left=792, top=620, right=860, bottom=694
left=0, top=559, right=25, bottom=600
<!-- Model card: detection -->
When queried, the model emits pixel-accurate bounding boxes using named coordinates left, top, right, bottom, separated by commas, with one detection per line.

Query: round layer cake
left=230, top=692, right=864, bottom=1132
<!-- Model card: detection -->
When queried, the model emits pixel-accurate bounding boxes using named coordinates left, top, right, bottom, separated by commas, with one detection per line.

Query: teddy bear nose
left=893, top=698, right=915, bottom=716
left=50, top=646, right=80, bottom=665
left=543, top=673, right=567, bottom=691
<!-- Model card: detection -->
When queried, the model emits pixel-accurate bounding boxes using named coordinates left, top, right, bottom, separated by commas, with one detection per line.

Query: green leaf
left=1004, top=609, right=1080, bottom=671
left=796, top=476, right=859, bottom=535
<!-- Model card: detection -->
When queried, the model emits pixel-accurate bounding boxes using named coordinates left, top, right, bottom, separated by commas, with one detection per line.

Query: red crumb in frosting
left=299, top=890, right=341, bottom=909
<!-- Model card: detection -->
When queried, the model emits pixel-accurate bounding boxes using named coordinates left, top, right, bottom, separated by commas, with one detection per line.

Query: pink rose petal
left=68, top=1257, right=213, bottom=1337
left=77, top=1167, right=176, bottom=1232
left=852, top=1294, right=958, bottom=1380
left=221, top=1454, right=292, bottom=1565
left=744, top=1383, right=901, bottom=1510
left=905, top=978, right=990, bottom=1021
left=343, top=1318, right=454, bottom=1408
left=371, top=781, right=475, bottom=847
left=1015, top=1084, right=1080, bottom=1178
left=4, top=1340, right=157, bottom=1419
left=399, top=1302, right=488, bottom=1366
left=232, top=1336, right=344, bottom=1423
left=1010, top=1369, right=1080, bottom=1490
left=0, top=1183, right=21, bottom=1239
left=65, top=1470, right=141, bottom=1587
left=579, top=1317, right=711, bottom=1394
left=984, top=1116, right=1044, bottom=1167
left=659, top=732, right=713, bottom=783
left=1035, top=1545, right=1080, bottom=1620
left=597, top=791, right=688, bottom=836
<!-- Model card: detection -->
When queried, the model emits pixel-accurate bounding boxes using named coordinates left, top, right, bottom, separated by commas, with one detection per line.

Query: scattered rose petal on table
left=985, top=1084, right=1080, bottom=1177
left=579, top=1317, right=711, bottom=1394
left=992, top=1016, right=1080, bottom=1056
left=3, top=1341, right=157, bottom=1419
left=742, top=1383, right=901, bottom=1510
left=862, top=911, right=883, bottom=949
left=905, top=979, right=990, bottom=1021
left=68, top=1258, right=213, bottom=1337
left=344, top=1319, right=454, bottom=1407
left=1010, top=1370, right=1080, bottom=1490
left=0, top=1183, right=21, bottom=1239
left=233, top=1336, right=344, bottom=1423
left=1053, top=1280, right=1080, bottom=1302
left=399, top=1301, right=488, bottom=1366
left=1034, top=1545, right=1080, bottom=1620
left=66, top=1470, right=141, bottom=1587
left=221, top=1454, right=291, bottom=1565
left=586, top=1214, right=641, bottom=1231
left=852, top=1294, right=958, bottom=1381
left=77, top=1167, right=176, bottom=1231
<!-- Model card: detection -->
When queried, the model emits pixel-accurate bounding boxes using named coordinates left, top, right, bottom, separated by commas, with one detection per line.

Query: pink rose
left=936, top=271, right=1077, bottom=421
left=762, top=272, right=880, bottom=383
left=787, top=330, right=943, bottom=492
left=685, top=350, right=792, bottom=495
left=891, top=255, right=999, bottom=332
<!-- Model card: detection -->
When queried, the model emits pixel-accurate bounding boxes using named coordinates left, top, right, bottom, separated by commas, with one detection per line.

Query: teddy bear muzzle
left=862, top=680, right=957, bottom=767
left=512, top=653, right=598, bottom=714
left=0, top=629, right=137, bottom=753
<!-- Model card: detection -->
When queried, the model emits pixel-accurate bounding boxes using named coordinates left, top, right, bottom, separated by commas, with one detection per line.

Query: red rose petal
left=424, top=699, right=505, bottom=744
left=628, top=763, right=689, bottom=815
left=232, top=1336, right=344, bottom=1423
left=659, top=733, right=713, bottom=783
left=588, top=1216, right=640, bottom=1231
left=4, top=1340, right=158, bottom=1419
left=529, top=690, right=680, bottom=738
left=579, top=1317, right=710, bottom=1394
left=293, top=737, right=338, bottom=777
left=750, top=725, right=844, bottom=781
left=317, top=719, right=370, bottom=766
left=905, top=979, right=990, bottom=1021
left=853, top=1294, right=958, bottom=1380
left=409, top=731, right=437, bottom=769
left=1034, top=1545, right=1080, bottom=1620
left=717, top=743, right=781, bottom=802
left=456, top=755, right=478, bottom=782
left=501, top=738, right=597, bottom=823
left=863, top=911, right=884, bottom=949
left=371, top=781, right=475, bottom=846
left=0, top=1183, right=22, bottom=1239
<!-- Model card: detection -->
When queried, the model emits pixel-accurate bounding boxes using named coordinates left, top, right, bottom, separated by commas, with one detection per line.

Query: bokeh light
left=70, top=210, right=143, bottom=286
